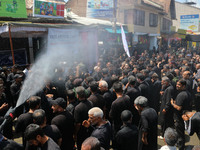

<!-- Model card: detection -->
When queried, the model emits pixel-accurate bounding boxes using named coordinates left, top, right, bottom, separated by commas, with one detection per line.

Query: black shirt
left=91, top=121, right=112, bottom=150
left=109, top=95, right=132, bottom=132
left=138, top=107, right=158, bottom=150
left=74, top=99, right=93, bottom=124
left=15, top=112, right=33, bottom=145
left=42, top=125, right=62, bottom=145
left=41, top=137, right=61, bottom=150
left=174, top=90, right=191, bottom=122
left=51, top=111, right=74, bottom=150
left=116, top=123, right=138, bottom=150
left=88, top=93, right=105, bottom=111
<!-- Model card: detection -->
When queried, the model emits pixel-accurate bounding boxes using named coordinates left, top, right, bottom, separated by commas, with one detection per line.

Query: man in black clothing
left=66, top=89, right=79, bottom=115
left=124, top=75, right=140, bottom=125
left=82, top=107, right=112, bottom=150
left=0, top=84, right=12, bottom=139
left=182, top=111, right=200, bottom=140
left=159, top=77, right=174, bottom=138
left=7, top=65, right=18, bottom=85
left=136, top=73, right=151, bottom=106
left=134, top=96, right=158, bottom=150
left=102, top=68, right=112, bottom=89
left=51, top=97, right=74, bottom=150
left=10, top=74, right=23, bottom=107
left=151, top=73, right=161, bottom=113
left=25, top=124, right=60, bottom=150
left=109, top=82, right=132, bottom=136
left=15, top=96, right=41, bottom=146
left=171, top=79, right=191, bottom=150
left=33, top=109, right=62, bottom=146
left=115, top=110, right=138, bottom=150
left=88, top=81, right=105, bottom=111
left=99, top=80, right=113, bottom=121
left=74, top=86, right=93, bottom=150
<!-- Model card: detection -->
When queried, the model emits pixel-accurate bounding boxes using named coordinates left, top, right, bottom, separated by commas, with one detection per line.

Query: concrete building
left=66, top=0, right=176, bottom=50
left=172, top=1, right=200, bottom=32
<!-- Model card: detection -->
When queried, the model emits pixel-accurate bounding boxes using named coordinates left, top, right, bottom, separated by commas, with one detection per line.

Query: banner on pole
left=121, top=25, right=130, bottom=57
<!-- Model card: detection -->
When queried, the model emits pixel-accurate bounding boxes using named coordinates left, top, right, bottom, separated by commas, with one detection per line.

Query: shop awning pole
left=8, top=25, right=15, bottom=65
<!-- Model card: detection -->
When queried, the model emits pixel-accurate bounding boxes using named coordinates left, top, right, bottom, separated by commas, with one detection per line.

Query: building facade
left=173, top=1, right=200, bottom=32
left=66, top=0, right=176, bottom=51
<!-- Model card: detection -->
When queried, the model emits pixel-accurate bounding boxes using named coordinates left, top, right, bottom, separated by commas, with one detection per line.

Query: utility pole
left=113, top=0, right=116, bottom=33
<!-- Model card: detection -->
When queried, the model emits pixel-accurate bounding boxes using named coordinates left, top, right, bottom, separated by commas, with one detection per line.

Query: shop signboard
left=33, top=0, right=65, bottom=18
left=86, top=0, right=115, bottom=18
left=0, top=0, right=27, bottom=18
left=180, top=14, right=199, bottom=32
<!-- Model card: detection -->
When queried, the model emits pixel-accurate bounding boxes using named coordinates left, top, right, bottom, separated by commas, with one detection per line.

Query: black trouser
left=175, top=121, right=185, bottom=150
left=0, top=117, right=13, bottom=139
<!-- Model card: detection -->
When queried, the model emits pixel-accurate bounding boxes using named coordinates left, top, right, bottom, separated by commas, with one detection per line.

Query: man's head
left=51, top=97, right=66, bottom=113
left=28, top=96, right=41, bottom=110
left=136, top=73, right=145, bottom=83
left=12, top=65, right=18, bottom=73
left=89, top=81, right=98, bottom=93
left=14, top=74, right=23, bottom=83
left=113, top=81, right=123, bottom=94
left=81, top=137, right=101, bottom=150
left=128, top=75, right=136, bottom=86
left=88, top=107, right=103, bottom=126
left=164, top=127, right=178, bottom=146
left=66, top=90, right=75, bottom=103
left=161, top=76, right=170, bottom=86
left=134, top=96, right=148, bottom=113
left=76, top=86, right=86, bottom=100
left=25, top=124, right=45, bottom=147
left=121, top=110, right=132, bottom=124
left=182, top=71, right=190, bottom=80
left=176, top=79, right=186, bottom=91
left=32, top=109, right=46, bottom=126
left=99, top=80, right=108, bottom=93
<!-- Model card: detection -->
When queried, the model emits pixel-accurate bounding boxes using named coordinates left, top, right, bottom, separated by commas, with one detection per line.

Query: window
left=162, top=18, right=171, bottom=31
left=149, top=13, right=158, bottom=27
left=134, top=9, right=145, bottom=26
left=124, top=10, right=132, bottom=24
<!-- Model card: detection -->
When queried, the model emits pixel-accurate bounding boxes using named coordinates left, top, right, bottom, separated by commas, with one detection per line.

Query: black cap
left=14, top=74, right=23, bottom=79
left=51, top=97, right=66, bottom=109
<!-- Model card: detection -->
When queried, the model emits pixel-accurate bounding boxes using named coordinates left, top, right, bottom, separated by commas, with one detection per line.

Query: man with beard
left=82, top=107, right=112, bottom=150
left=134, top=96, right=158, bottom=150
left=88, top=81, right=105, bottom=111
left=51, top=97, right=74, bottom=150
left=74, top=86, right=93, bottom=150
left=171, top=79, right=191, bottom=150
left=25, top=124, right=60, bottom=150
left=159, top=77, right=175, bottom=139
left=99, top=80, right=113, bottom=121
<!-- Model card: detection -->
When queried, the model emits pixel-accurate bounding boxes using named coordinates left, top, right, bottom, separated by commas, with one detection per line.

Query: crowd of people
left=0, top=46, right=200, bottom=150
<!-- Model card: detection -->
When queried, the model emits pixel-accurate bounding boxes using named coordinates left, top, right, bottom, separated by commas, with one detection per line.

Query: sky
left=175, top=0, right=200, bottom=8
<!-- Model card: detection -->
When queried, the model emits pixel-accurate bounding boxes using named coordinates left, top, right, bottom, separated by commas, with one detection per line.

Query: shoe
left=158, top=136, right=164, bottom=139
